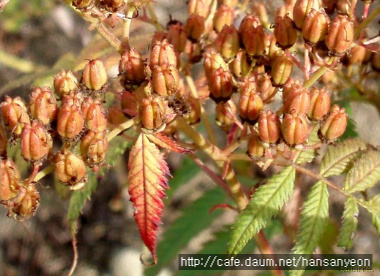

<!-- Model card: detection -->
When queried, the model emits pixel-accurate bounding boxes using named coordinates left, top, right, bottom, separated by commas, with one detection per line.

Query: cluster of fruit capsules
left=72, top=0, right=125, bottom=13
left=0, top=59, right=110, bottom=219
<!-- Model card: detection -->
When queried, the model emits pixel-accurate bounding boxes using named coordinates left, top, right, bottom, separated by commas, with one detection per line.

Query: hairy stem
left=107, top=118, right=137, bottom=142
left=34, top=164, right=54, bottom=183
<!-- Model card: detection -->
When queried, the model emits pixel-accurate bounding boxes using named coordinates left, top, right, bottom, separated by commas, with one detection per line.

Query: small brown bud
left=283, top=88, right=310, bottom=114
left=54, top=70, right=79, bottom=98
left=20, top=121, right=51, bottom=164
left=239, top=84, right=264, bottom=123
left=150, top=39, right=178, bottom=69
left=281, top=111, right=309, bottom=145
left=121, top=91, right=139, bottom=118
left=54, top=150, right=88, bottom=190
left=302, top=9, right=330, bottom=45
left=9, top=184, right=40, bottom=219
left=167, top=22, right=188, bottom=53
left=257, top=74, right=277, bottom=103
left=293, top=0, right=320, bottom=29
left=72, top=0, right=93, bottom=11
left=188, top=0, right=212, bottom=17
left=247, top=134, right=265, bottom=158
left=215, top=99, right=237, bottom=131
left=274, top=15, right=298, bottom=49
left=99, top=0, right=124, bottom=12
left=208, top=67, right=235, bottom=102
left=204, top=50, right=228, bottom=79
left=308, top=87, right=331, bottom=120
left=215, top=25, right=240, bottom=60
left=82, top=59, right=108, bottom=90
left=81, top=130, right=108, bottom=166
left=325, top=15, right=354, bottom=55
left=0, top=96, right=30, bottom=136
left=258, top=110, right=281, bottom=144
left=229, top=49, right=252, bottom=78
left=320, top=104, right=348, bottom=140
left=29, top=86, right=58, bottom=125
left=151, top=64, right=180, bottom=97
left=270, top=52, right=293, bottom=86
left=0, top=159, right=21, bottom=203
left=0, top=123, right=7, bottom=157
left=213, top=5, right=235, bottom=33
left=282, top=78, right=303, bottom=100
left=57, top=101, right=85, bottom=140
left=186, top=14, right=206, bottom=42
left=119, top=49, right=146, bottom=89
left=346, top=45, right=371, bottom=65
left=240, top=16, right=268, bottom=57
left=81, top=97, right=108, bottom=133
left=140, top=96, right=166, bottom=130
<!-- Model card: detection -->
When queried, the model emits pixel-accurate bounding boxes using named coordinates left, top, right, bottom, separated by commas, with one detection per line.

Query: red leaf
left=147, top=132, right=192, bottom=153
left=128, top=133, right=170, bottom=263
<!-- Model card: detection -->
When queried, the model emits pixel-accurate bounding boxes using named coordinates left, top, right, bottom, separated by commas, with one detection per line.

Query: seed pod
left=346, top=45, right=371, bottom=65
left=308, top=87, right=331, bottom=120
left=140, top=96, right=166, bottom=130
left=213, top=5, right=235, bottom=33
left=57, top=101, right=85, bottom=140
left=29, top=86, right=58, bottom=125
left=283, top=88, right=310, bottom=114
left=0, top=123, right=7, bottom=157
left=267, top=34, right=282, bottom=60
left=21, top=121, right=51, bottom=164
left=151, top=31, right=168, bottom=45
left=320, top=104, right=348, bottom=140
left=325, top=15, right=354, bottom=55
left=72, top=0, right=93, bottom=11
left=251, top=2, right=269, bottom=26
left=186, top=14, right=206, bottom=42
left=282, top=78, right=303, bottom=100
left=322, top=0, right=338, bottom=14
left=215, top=99, right=237, bottom=131
left=274, top=15, right=298, bottom=49
left=99, top=0, right=124, bottom=12
left=81, top=130, right=108, bottom=166
left=151, top=64, right=180, bottom=97
left=0, top=96, right=30, bottom=136
left=229, top=49, right=252, bottom=78
left=119, top=49, right=146, bottom=89
left=240, top=16, right=268, bottom=57
left=54, top=150, right=88, bottom=190
left=61, top=90, right=85, bottom=107
left=270, top=52, right=293, bottom=86
left=107, top=105, right=127, bottom=128
left=9, top=184, right=40, bottom=219
left=188, top=0, right=212, bottom=17
left=121, top=91, right=139, bottom=118
left=0, top=159, right=21, bottom=203
left=257, top=74, right=277, bottom=103
left=247, top=134, right=265, bottom=158
left=215, top=25, right=240, bottom=60
left=302, top=9, right=330, bottom=45
left=167, top=22, right=188, bottom=53
left=293, top=0, right=320, bottom=29
left=184, top=96, right=201, bottom=125
left=54, top=70, right=79, bottom=98
left=336, top=0, right=354, bottom=17
left=208, top=67, right=235, bottom=102
left=82, top=59, right=108, bottom=91
left=281, top=111, right=309, bottom=145
left=371, top=52, right=380, bottom=72
left=239, top=86, right=264, bottom=123
left=258, top=110, right=281, bottom=144
left=81, top=97, right=108, bottom=133
left=150, top=39, right=178, bottom=69
left=204, top=50, right=228, bottom=79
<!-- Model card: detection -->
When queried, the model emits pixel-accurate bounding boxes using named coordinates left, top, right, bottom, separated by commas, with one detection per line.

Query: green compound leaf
left=343, top=150, right=380, bottom=194
left=320, top=139, right=367, bottom=177
left=291, top=181, right=329, bottom=276
left=337, top=197, right=359, bottom=249
left=367, top=195, right=380, bottom=236
left=228, top=167, right=295, bottom=255
left=295, top=126, right=320, bottom=165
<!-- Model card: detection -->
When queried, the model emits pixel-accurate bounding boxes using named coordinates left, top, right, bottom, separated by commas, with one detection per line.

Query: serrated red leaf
left=147, top=132, right=192, bottom=153
left=128, top=133, right=170, bottom=263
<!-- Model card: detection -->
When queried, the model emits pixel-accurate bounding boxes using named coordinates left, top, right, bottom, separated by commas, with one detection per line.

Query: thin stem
left=107, top=118, right=137, bottom=142
left=303, top=67, right=327, bottom=89
left=146, top=1, right=163, bottom=31
left=121, top=5, right=137, bottom=50
left=67, top=226, right=79, bottom=276
left=355, top=4, right=380, bottom=38
left=95, top=23, right=124, bottom=54
left=34, top=164, right=54, bottom=183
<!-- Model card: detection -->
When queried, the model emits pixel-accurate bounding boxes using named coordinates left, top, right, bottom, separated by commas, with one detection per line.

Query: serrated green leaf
left=228, top=167, right=295, bottom=255
left=291, top=181, right=329, bottom=276
left=320, top=139, right=367, bottom=177
left=336, top=100, right=358, bottom=140
left=367, top=195, right=380, bottom=236
left=295, top=127, right=320, bottom=165
left=343, top=151, right=380, bottom=194
left=145, top=188, right=225, bottom=276
left=337, top=197, right=359, bottom=249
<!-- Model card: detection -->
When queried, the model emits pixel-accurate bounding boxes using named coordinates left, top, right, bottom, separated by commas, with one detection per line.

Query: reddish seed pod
left=140, top=96, right=166, bottom=130
left=81, top=97, right=108, bottom=133
left=119, top=49, right=146, bottom=89
left=185, top=14, right=206, bottom=42
left=151, top=31, right=168, bottom=45
left=20, top=121, right=51, bottom=164
left=293, top=0, right=320, bottom=29
left=188, top=0, right=212, bottom=17
left=320, top=104, right=348, bottom=141
left=283, top=88, right=310, bottom=114
left=215, top=25, right=240, bottom=60
left=0, top=123, right=7, bottom=157
left=274, top=15, right=298, bottom=49
left=322, top=0, right=338, bottom=14
left=281, top=111, right=310, bottom=146
left=208, top=67, right=235, bottom=102
left=0, top=96, right=30, bottom=136
left=302, top=9, right=330, bottom=45
left=9, top=184, right=40, bottom=219
left=121, top=91, right=139, bottom=118
left=229, top=49, right=252, bottom=78
left=258, top=110, right=281, bottom=144
left=282, top=78, right=303, bottom=100
left=267, top=34, right=282, bottom=60
left=325, top=15, right=354, bottom=55
left=257, top=74, right=277, bottom=103
left=336, top=0, right=354, bottom=17
left=151, top=64, right=180, bottom=97
left=57, top=101, right=85, bottom=140
left=167, top=22, right=188, bottom=53
left=54, top=150, right=88, bottom=190
left=98, top=0, right=124, bottom=12
left=61, top=91, right=85, bottom=107
left=204, top=50, right=228, bottom=79
left=150, top=39, right=178, bottom=69
left=346, top=45, right=371, bottom=65
left=82, top=59, right=108, bottom=91
left=308, top=87, right=331, bottom=120
left=213, top=5, right=235, bottom=33
left=0, top=159, right=21, bottom=203
left=72, top=0, right=93, bottom=11
left=239, top=86, right=264, bottom=123
left=81, top=130, right=108, bottom=166
left=240, top=16, right=268, bottom=57
left=215, top=99, right=237, bottom=131
left=54, top=70, right=79, bottom=98
left=270, top=53, right=293, bottom=86
left=247, top=134, right=265, bottom=158
left=29, top=86, right=58, bottom=125
left=184, top=96, right=201, bottom=125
